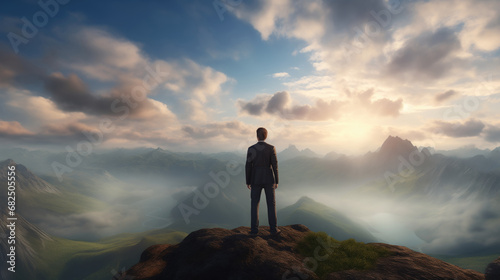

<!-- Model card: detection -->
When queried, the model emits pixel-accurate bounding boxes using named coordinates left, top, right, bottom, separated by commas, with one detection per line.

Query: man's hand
left=247, top=185, right=251, bottom=190
left=274, top=184, right=278, bottom=189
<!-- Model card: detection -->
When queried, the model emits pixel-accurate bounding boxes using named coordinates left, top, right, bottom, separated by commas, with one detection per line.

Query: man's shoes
left=270, top=229, right=281, bottom=235
left=249, top=230, right=258, bottom=235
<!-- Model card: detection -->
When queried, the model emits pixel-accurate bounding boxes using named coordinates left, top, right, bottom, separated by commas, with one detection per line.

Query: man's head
left=256, top=127, right=267, bottom=141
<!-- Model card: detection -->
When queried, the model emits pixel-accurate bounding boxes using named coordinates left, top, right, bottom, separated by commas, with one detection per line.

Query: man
left=245, top=127, right=280, bottom=235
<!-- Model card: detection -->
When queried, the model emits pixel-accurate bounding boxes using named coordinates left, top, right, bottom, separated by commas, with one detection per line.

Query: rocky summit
left=118, top=224, right=486, bottom=280
left=485, top=256, right=500, bottom=280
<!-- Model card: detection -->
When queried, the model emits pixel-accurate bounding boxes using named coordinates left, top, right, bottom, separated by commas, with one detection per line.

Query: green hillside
left=278, top=196, right=376, bottom=242
left=25, top=229, right=187, bottom=280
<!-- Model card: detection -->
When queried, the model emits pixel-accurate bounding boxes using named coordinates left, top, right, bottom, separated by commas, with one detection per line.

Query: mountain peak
left=279, top=145, right=318, bottom=161
left=285, top=144, right=299, bottom=152
left=296, top=196, right=315, bottom=204
left=119, top=225, right=485, bottom=280
left=0, top=158, right=16, bottom=166
left=0, top=160, right=59, bottom=194
left=379, top=135, right=418, bottom=160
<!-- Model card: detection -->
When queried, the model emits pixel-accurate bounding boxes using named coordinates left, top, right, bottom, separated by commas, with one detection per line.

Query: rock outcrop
left=118, top=225, right=485, bottom=280
left=485, top=256, right=500, bottom=280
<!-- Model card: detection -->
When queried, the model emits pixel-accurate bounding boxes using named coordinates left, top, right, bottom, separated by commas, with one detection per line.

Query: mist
left=3, top=139, right=500, bottom=256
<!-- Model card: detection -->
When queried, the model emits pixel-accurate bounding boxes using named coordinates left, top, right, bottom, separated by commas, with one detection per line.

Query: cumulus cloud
left=232, top=0, right=406, bottom=76
left=235, top=0, right=388, bottom=41
left=158, top=59, right=229, bottom=103
left=0, top=24, right=236, bottom=148
left=430, top=119, right=485, bottom=137
left=6, top=93, right=86, bottom=123
left=411, top=0, right=500, bottom=53
left=272, top=72, right=290, bottom=78
left=357, top=89, right=403, bottom=117
left=385, top=28, right=463, bottom=82
left=434, top=90, right=458, bottom=104
left=232, top=0, right=499, bottom=95
left=239, top=91, right=343, bottom=121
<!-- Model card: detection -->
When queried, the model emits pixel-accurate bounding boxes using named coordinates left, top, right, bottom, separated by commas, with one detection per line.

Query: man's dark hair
left=256, top=127, right=267, bottom=141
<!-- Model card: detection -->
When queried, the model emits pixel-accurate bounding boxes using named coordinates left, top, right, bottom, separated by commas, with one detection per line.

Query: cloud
left=417, top=200, right=500, bottom=255
left=235, top=0, right=388, bottom=41
left=6, top=93, right=86, bottom=123
left=54, top=27, right=146, bottom=81
left=1, top=23, right=232, bottom=125
left=384, top=28, right=463, bottom=82
left=322, top=0, right=388, bottom=34
left=272, top=72, right=290, bottom=78
left=430, top=119, right=485, bottom=137
left=4, top=25, right=229, bottom=121
left=484, top=125, right=500, bottom=142
left=159, top=59, right=229, bottom=103
left=234, top=0, right=292, bottom=40
left=357, top=89, right=403, bottom=117
left=32, top=208, right=143, bottom=240
left=44, top=73, right=116, bottom=115
left=41, top=122, right=99, bottom=136
left=41, top=72, right=176, bottom=121
left=232, top=0, right=405, bottom=76
left=474, top=14, right=500, bottom=51
left=385, top=127, right=427, bottom=142
left=0, top=45, right=44, bottom=88
left=182, top=121, right=253, bottom=139
left=434, top=90, right=458, bottom=103
left=232, top=0, right=499, bottom=94
left=0, top=120, right=33, bottom=136
left=238, top=91, right=343, bottom=121
left=411, top=0, right=500, bottom=53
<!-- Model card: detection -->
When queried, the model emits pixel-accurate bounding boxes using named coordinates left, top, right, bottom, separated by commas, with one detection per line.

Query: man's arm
left=271, top=146, right=278, bottom=187
left=245, top=147, right=254, bottom=188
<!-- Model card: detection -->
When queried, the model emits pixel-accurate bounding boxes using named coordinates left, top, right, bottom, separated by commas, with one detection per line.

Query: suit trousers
left=250, top=184, right=277, bottom=232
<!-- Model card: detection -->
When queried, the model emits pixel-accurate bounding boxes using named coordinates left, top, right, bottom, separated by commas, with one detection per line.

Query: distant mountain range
left=1, top=135, right=500, bottom=279
left=278, top=144, right=320, bottom=161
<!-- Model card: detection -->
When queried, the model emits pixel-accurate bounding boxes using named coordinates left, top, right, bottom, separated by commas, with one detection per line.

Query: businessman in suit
left=246, top=127, right=280, bottom=235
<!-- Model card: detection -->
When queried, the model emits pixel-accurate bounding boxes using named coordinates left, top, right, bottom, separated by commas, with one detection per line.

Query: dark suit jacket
left=245, top=141, right=279, bottom=186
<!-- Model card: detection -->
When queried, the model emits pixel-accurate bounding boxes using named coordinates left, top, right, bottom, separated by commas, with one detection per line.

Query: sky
left=1, top=0, right=500, bottom=155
